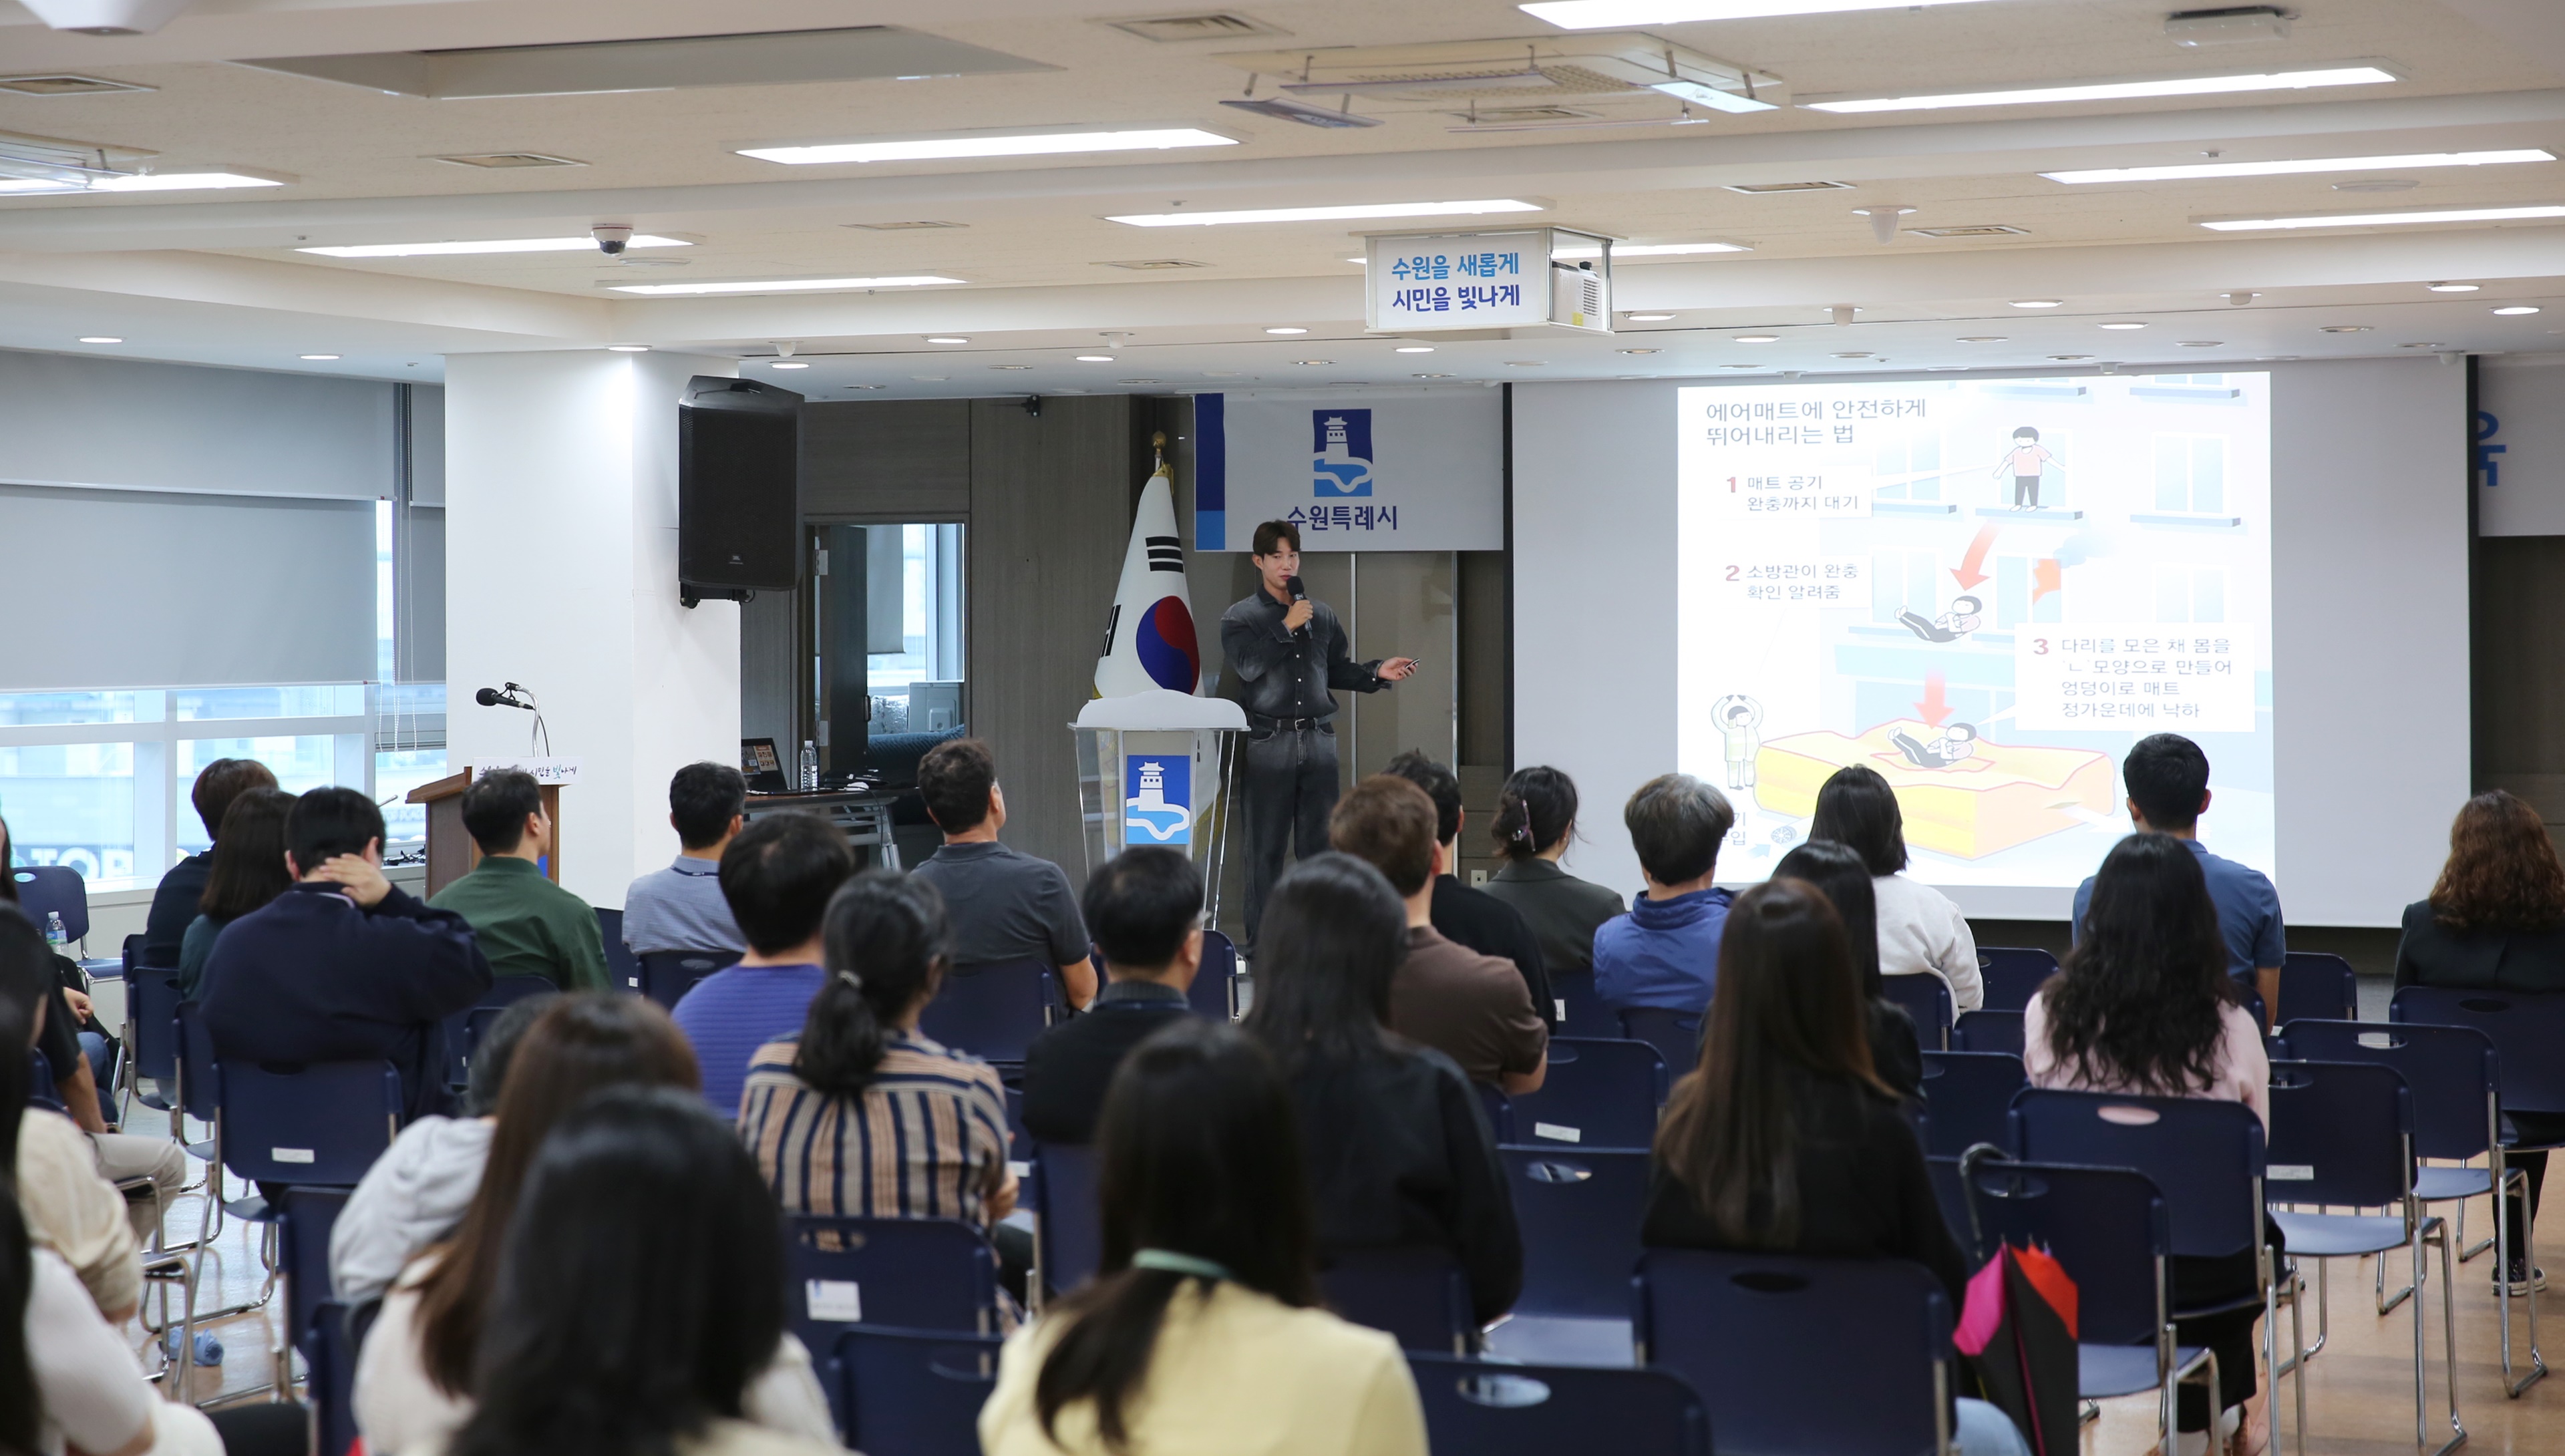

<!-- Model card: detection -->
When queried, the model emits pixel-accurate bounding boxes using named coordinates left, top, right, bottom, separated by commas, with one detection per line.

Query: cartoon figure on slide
left=1713, top=695, right=1763, bottom=789
left=1993, top=426, right=2060, bottom=510
left=1891, top=722, right=1977, bottom=769
left=1896, top=594, right=1983, bottom=644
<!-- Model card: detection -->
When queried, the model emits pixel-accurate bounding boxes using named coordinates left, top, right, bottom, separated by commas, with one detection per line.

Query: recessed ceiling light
left=2399, top=342, right=2448, bottom=349
left=2332, top=179, right=2419, bottom=193
left=1625, top=312, right=1677, bottom=321
left=1926, top=365, right=1971, bottom=371
left=1719, top=363, right=1761, bottom=369
left=1505, top=360, right=1548, bottom=367
left=303, top=235, right=688, bottom=258
left=1265, top=326, right=1309, bottom=335
left=771, top=361, right=810, bottom=369
left=76, top=335, right=120, bottom=343
left=0, top=73, right=154, bottom=96
left=90, top=170, right=290, bottom=192
left=607, top=275, right=963, bottom=295
left=2043, top=149, right=2554, bottom=185
left=2494, top=305, right=2544, bottom=315
left=1957, top=335, right=2006, bottom=343
left=2099, top=321, right=2148, bottom=330
left=434, top=152, right=585, bottom=170
left=2047, top=354, right=2093, bottom=361
left=1523, top=0, right=1991, bottom=27
left=993, top=364, right=1032, bottom=370
left=2321, top=325, right=2373, bottom=333
left=1413, top=372, right=1454, bottom=378
left=1734, top=334, right=1780, bottom=343
left=2202, top=204, right=2565, bottom=232
left=1107, top=199, right=1543, bottom=227
left=605, top=343, right=652, bottom=353
left=1831, top=351, right=1872, bottom=359
left=2177, top=340, right=2222, bottom=347
left=2010, top=299, right=2064, bottom=309
left=1119, top=379, right=1166, bottom=385
left=299, top=353, right=341, bottom=361
left=1723, top=180, right=1855, bottom=194
left=1804, top=65, right=2394, bottom=114
left=1293, top=359, right=1335, bottom=365
left=1619, top=347, right=1661, bottom=355
left=2426, top=282, right=2480, bottom=292
left=846, top=220, right=969, bottom=231
left=740, top=127, right=1236, bottom=166
left=1395, top=345, right=1435, bottom=354
left=1077, top=354, right=1116, bottom=362
left=925, top=336, right=970, bottom=344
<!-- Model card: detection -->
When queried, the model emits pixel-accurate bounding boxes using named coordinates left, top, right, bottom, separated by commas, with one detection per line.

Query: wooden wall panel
left=738, top=580, right=802, bottom=755
left=802, top=399, right=971, bottom=520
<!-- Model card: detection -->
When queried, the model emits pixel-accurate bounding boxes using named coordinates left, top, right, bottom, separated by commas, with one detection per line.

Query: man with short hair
left=1383, top=749, right=1553, bottom=1029
left=427, top=769, right=609, bottom=992
left=144, top=757, right=279, bottom=966
left=1331, top=775, right=1546, bottom=1093
left=2073, top=733, right=2285, bottom=1019
left=623, top=761, right=749, bottom=957
left=1019, top=847, right=1204, bottom=1143
left=671, top=811, right=853, bottom=1118
left=202, top=787, right=492, bottom=1122
left=1592, top=773, right=1735, bottom=1017
left=908, top=737, right=1096, bottom=1009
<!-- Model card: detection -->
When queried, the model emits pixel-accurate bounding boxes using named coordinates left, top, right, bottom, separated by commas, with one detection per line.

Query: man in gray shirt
left=908, top=737, right=1095, bottom=1009
left=622, top=761, right=748, bottom=956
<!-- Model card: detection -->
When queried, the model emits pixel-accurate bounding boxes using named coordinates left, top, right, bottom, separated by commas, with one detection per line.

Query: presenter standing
left=1220, top=519, right=1418, bottom=951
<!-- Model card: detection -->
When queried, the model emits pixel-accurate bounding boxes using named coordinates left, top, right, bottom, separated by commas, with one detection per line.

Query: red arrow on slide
left=1914, top=670, right=1953, bottom=727
left=1949, top=524, right=2000, bottom=590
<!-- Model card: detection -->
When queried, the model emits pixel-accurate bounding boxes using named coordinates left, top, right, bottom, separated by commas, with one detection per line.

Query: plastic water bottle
left=799, top=740, right=820, bottom=793
left=43, top=912, right=65, bottom=948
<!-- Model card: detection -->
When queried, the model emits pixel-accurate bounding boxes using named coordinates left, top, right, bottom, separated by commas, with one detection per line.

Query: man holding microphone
left=1220, top=519, right=1418, bottom=951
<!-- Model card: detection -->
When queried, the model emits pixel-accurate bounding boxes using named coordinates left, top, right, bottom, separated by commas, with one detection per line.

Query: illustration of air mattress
left=1753, top=721, right=2115, bottom=861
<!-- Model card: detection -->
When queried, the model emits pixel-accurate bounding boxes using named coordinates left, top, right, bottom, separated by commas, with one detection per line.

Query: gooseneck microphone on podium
left=474, top=685, right=530, bottom=709
left=472, top=682, right=550, bottom=754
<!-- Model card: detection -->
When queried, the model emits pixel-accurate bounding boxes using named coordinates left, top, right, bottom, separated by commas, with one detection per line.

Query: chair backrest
left=1976, top=947, right=2060, bottom=1013
left=836, top=1325, right=1003, bottom=1456
left=2264, top=1059, right=2414, bottom=1210
left=275, top=1186, right=351, bottom=1348
left=2278, top=952, right=2359, bottom=1026
left=1878, top=974, right=1953, bottom=1051
left=1192, top=929, right=1239, bottom=1021
left=2392, top=985, right=2565, bottom=1117
left=2009, top=1088, right=2265, bottom=1260
left=1503, top=1037, right=1667, bottom=1149
left=595, top=907, right=637, bottom=994
left=1916, top=1051, right=2027, bottom=1157
left=9, top=865, right=88, bottom=944
left=301, top=1301, right=360, bottom=1456
left=916, top=959, right=1057, bottom=1065
left=445, top=974, right=564, bottom=1087
left=1319, top=1245, right=1475, bottom=1353
left=1615, top=1007, right=1702, bottom=1076
left=638, top=950, right=740, bottom=1011
left=1958, top=1157, right=2171, bottom=1348
left=1407, top=1354, right=1711, bottom=1456
left=1500, top=1146, right=1650, bottom=1320
left=1950, top=1009, right=2025, bottom=1058
left=1552, top=971, right=1619, bottom=1040
left=787, top=1215, right=998, bottom=1339
left=2276, top=1019, right=2494, bottom=1163
left=126, top=967, right=182, bottom=1084
left=175, top=998, right=218, bottom=1125
left=1033, top=1143, right=1101, bottom=1295
left=25, top=1049, right=61, bottom=1111
left=1476, top=1082, right=1515, bottom=1144
left=1636, top=1249, right=1950, bottom=1456
left=220, top=1061, right=403, bottom=1186
left=1926, top=1156, right=1974, bottom=1261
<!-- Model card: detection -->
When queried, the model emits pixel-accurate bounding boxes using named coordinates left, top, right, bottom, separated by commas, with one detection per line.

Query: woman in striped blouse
left=738, top=870, right=1019, bottom=1232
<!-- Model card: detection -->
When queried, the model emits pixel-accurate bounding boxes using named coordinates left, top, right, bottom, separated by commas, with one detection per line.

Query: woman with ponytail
left=979, top=1017, right=1425, bottom=1456
left=1481, top=766, right=1627, bottom=978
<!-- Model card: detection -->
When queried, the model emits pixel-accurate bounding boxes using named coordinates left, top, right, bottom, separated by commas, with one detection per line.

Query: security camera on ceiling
left=592, top=223, right=635, bottom=256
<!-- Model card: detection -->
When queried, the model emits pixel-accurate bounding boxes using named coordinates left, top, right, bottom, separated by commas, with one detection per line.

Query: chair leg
left=2288, top=1254, right=2307, bottom=1456
left=2379, top=1241, right=2417, bottom=1316
left=2428, top=1220, right=2465, bottom=1456
left=2498, top=1167, right=2548, bottom=1398
left=2455, top=1184, right=2495, bottom=1263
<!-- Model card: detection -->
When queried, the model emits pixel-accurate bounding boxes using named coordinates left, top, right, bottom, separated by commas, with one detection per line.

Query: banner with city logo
left=1192, top=387, right=1504, bottom=552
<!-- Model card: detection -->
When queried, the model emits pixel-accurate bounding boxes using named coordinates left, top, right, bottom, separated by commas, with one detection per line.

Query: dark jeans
left=2502, top=1110, right=2565, bottom=1266
left=2170, top=1219, right=2285, bottom=1431
left=1242, top=721, right=1340, bottom=951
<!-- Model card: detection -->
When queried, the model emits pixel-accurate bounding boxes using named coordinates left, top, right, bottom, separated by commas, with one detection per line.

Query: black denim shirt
left=1218, top=583, right=1385, bottom=722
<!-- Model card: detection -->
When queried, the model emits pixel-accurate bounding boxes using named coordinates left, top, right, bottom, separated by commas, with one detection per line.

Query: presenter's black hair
left=1383, top=749, right=1464, bottom=845
left=1081, top=847, right=1203, bottom=972
left=462, top=769, right=545, bottom=856
left=1492, top=765, right=1578, bottom=861
left=1250, top=519, right=1301, bottom=557
left=2121, top=733, right=2210, bottom=833
left=1810, top=765, right=1910, bottom=876
left=717, top=811, right=854, bottom=956
left=1773, top=841, right=1884, bottom=997
left=288, top=786, right=387, bottom=875
left=792, top=871, right=952, bottom=1098
left=669, top=762, right=748, bottom=851
left=1625, top=773, right=1733, bottom=886
left=1242, top=853, right=1403, bottom=1070
left=916, top=737, right=999, bottom=834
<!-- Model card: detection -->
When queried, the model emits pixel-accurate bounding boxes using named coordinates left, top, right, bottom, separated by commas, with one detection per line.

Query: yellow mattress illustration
left=1754, top=721, right=2115, bottom=860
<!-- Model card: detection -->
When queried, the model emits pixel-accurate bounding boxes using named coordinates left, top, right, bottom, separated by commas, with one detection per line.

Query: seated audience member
left=1330, top=776, right=1546, bottom=1093
left=178, top=785, right=295, bottom=998
left=2395, top=788, right=2565, bottom=1294
left=738, top=872, right=1017, bottom=1236
left=671, top=812, right=854, bottom=1119
left=1810, top=765, right=1983, bottom=1011
left=435, top=1088, right=840, bottom=1456
left=202, top=787, right=493, bottom=1123
left=1383, top=750, right=1552, bottom=1027
left=909, top=737, right=1097, bottom=1009
left=1480, top=765, right=1627, bottom=985
left=1772, top=841, right=1923, bottom=1098
left=979, top=1019, right=1427, bottom=1456
left=357, top=995, right=832, bottom=1456
left=331, top=992, right=552, bottom=1306
left=3, top=918, right=141, bottom=1319
left=2073, top=733, right=2284, bottom=1021
left=1242, top=853, right=1521, bottom=1325
left=428, top=769, right=609, bottom=992
left=0, top=822, right=119, bottom=1128
left=144, top=756, right=278, bottom=968
left=2027, top=833, right=2270, bottom=1450
left=1021, top=847, right=1204, bottom=1144
left=623, top=761, right=749, bottom=957
left=1593, top=774, right=1735, bottom=1017
left=1643, top=878, right=2025, bottom=1456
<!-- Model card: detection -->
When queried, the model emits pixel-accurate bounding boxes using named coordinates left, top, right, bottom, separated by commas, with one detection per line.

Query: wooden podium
left=407, top=769, right=564, bottom=898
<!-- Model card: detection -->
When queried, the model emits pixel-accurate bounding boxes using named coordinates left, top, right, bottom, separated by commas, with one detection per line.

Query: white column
left=444, top=349, right=741, bottom=910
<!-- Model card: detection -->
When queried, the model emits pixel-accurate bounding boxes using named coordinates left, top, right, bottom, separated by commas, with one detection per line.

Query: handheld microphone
left=1286, top=574, right=1307, bottom=604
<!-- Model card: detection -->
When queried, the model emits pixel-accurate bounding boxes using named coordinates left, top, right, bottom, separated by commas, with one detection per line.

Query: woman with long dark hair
left=176, top=785, right=295, bottom=997
left=2025, top=832, right=2269, bottom=1451
left=1771, top=841, right=1922, bottom=1097
left=979, top=1018, right=1425, bottom=1455
left=1480, top=765, right=1625, bottom=978
left=1241, top=852, right=1521, bottom=1326
left=445, top=1087, right=837, bottom=1456
left=1809, top=766, right=1982, bottom=1011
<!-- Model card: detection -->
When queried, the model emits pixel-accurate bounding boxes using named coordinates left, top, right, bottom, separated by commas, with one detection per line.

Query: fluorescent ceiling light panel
left=302, top=234, right=688, bottom=258
left=741, top=127, right=1234, bottom=165
left=92, top=170, right=289, bottom=191
left=1555, top=241, right=1751, bottom=256
left=1647, top=78, right=1775, bottom=113
left=2044, top=148, right=2554, bottom=184
left=2200, top=204, right=2565, bottom=231
left=1805, top=65, right=2393, bottom=114
left=608, top=275, right=964, bottom=295
left=1110, top=198, right=1542, bottom=227
left=1523, top=0, right=1991, bottom=27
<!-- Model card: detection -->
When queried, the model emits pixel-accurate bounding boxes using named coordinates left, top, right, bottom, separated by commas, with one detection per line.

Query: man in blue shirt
left=670, top=810, right=853, bottom=1118
left=623, top=761, right=748, bottom=956
left=2072, top=733, right=2285, bottom=1022
left=1593, top=773, right=1735, bottom=1018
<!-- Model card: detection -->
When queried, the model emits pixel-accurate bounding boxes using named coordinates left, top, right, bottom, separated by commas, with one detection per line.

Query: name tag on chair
left=2268, top=1165, right=2316, bottom=1181
left=271, top=1148, right=315, bottom=1164
left=806, top=1279, right=862, bottom=1322
left=1534, top=1122, right=1582, bottom=1143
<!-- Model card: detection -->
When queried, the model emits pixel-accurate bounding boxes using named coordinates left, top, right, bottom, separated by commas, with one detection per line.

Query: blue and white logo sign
left=1314, top=411, right=1374, bottom=498
left=1124, top=756, right=1192, bottom=845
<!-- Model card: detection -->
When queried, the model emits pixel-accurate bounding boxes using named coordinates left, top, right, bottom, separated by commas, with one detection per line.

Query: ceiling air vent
left=1448, top=106, right=1596, bottom=123
left=1218, top=33, right=1781, bottom=110
left=1724, top=180, right=1852, bottom=194
left=0, top=74, right=154, bottom=96
left=433, top=152, right=584, bottom=168
left=1097, top=258, right=1210, bottom=270
left=1909, top=223, right=2031, bottom=238
left=844, top=220, right=969, bottom=230
left=1105, top=13, right=1286, bottom=42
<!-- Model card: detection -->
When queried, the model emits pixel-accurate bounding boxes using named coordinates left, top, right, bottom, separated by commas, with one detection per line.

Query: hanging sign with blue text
left=1192, top=388, right=1504, bottom=552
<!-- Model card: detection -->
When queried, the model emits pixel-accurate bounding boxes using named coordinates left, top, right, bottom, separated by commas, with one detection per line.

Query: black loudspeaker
left=678, top=376, right=802, bottom=606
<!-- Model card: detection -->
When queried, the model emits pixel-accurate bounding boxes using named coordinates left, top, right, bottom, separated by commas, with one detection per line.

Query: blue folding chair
left=301, top=1301, right=359, bottom=1456
left=918, top=958, right=1058, bottom=1065
left=1615, top=1007, right=1701, bottom=1075
left=120, top=966, right=184, bottom=1134
left=595, top=907, right=637, bottom=993
left=1916, top=1051, right=2025, bottom=1157
left=25, top=1048, right=61, bottom=1111
left=1879, top=973, right=1953, bottom=1051
left=1321, top=1245, right=1476, bottom=1354
left=172, top=1000, right=233, bottom=1242
left=1193, top=928, right=1240, bottom=1020
left=219, top=1060, right=403, bottom=1188
left=1476, top=1083, right=1516, bottom=1144
left=1977, top=946, right=2060, bottom=1013
left=639, top=950, right=739, bottom=1011
left=273, top=1187, right=350, bottom=1395
left=1500, top=1146, right=1648, bottom=1320
left=1635, top=1250, right=1953, bottom=1456
left=1407, top=1354, right=1710, bottom=1455
left=1033, top=1142, right=1101, bottom=1299
left=1552, top=972, right=1619, bottom=1040
left=10, top=864, right=88, bottom=947
left=1503, top=1037, right=1666, bottom=1149
left=2278, top=952, right=2359, bottom=1027
left=787, top=1214, right=1001, bottom=1433
left=1950, top=1009, right=2025, bottom=1057
left=836, top=1325, right=1003, bottom=1456
left=443, top=974, right=559, bottom=1090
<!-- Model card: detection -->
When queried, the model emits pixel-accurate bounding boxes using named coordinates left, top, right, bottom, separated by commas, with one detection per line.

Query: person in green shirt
left=427, top=767, right=609, bottom=992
